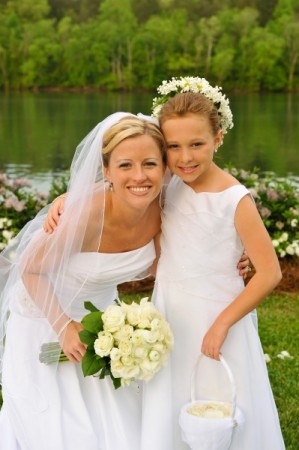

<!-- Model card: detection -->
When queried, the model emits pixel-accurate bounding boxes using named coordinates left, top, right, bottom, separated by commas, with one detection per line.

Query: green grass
left=0, top=291, right=298, bottom=449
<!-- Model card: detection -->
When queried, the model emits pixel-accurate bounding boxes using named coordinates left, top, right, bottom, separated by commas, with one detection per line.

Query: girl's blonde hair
left=159, top=92, right=221, bottom=136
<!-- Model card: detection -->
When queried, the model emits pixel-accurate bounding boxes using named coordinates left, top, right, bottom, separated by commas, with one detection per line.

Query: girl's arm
left=201, top=194, right=281, bottom=360
left=44, top=194, right=67, bottom=233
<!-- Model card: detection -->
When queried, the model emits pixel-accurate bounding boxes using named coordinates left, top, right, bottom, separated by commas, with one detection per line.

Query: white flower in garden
left=290, top=219, right=298, bottom=228
left=277, top=350, right=294, bottom=360
left=264, top=353, right=271, bottom=363
left=2, top=230, right=15, bottom=241
left=272, top=240, right=279, bottom=248
left=94, top=331, right=114, bottom=357
left=102, top=304, right=126, bottom=332
left=279, top=250, right=286, bottom=258
left=286, top=245, right=295, bottom=255
left=275, top=221, right=284, bottom=230
left=279, top=232, right=289, bottom=242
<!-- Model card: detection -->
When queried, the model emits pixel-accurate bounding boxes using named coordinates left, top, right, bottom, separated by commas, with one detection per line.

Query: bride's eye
left=119, top=162, right=131, bottom=169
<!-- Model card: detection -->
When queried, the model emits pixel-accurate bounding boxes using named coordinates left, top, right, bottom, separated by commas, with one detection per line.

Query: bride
left=0, top=112, right=167, bottom=450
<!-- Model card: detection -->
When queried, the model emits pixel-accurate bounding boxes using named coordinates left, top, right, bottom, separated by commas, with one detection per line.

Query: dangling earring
left=214, top=148, right=218, bottom=153
left=104, top=178, right=114, bottom=191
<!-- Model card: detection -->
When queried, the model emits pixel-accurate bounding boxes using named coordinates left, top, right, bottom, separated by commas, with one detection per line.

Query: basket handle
left=190, top=353, right=237, bottom=417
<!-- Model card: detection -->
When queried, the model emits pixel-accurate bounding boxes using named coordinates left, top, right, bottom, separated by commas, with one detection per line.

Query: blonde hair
left=159, top=92, right=221, bottom=136
left=102, top=116, right=166, bottom=166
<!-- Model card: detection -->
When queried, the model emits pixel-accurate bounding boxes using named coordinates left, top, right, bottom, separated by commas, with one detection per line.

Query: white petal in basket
left=179, top=354, right=245, bottom=450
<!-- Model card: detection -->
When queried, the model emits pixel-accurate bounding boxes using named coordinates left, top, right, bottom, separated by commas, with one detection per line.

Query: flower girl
left=141, top=77, right=285, bottom=450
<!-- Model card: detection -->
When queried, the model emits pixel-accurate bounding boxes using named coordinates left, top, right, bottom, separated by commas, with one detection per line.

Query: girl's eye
left=144, top=161, right=158, bottom=167
left=191, top=142, right=202, bottom=148
left=167, top=144, right=179, bottom=150
left=119, top=163, right=131, bottom=169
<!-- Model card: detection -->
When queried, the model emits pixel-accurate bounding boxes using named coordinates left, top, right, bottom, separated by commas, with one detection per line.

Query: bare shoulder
left=216, top=167, right=241, bottom=190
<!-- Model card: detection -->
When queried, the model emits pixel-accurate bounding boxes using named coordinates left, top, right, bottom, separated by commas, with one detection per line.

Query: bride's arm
left=21, top=226, right=86, bottom=362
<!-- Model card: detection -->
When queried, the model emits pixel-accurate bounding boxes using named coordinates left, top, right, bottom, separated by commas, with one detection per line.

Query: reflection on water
left=1, top=92, right=299, bottom=193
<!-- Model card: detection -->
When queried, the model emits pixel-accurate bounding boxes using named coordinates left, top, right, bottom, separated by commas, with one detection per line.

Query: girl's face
left=104, top=134, right=165, bottom=211
left=162, top=113, right=223, bottom=190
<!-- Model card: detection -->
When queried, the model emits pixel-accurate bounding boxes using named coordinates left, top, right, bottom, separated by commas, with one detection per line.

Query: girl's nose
left=179, top=147, right=193, bottom=163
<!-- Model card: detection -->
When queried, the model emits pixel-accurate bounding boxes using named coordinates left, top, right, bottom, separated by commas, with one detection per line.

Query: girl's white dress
left=0, top=241, right=155, bottom=450
left=141, top=176, right=285, bottom=450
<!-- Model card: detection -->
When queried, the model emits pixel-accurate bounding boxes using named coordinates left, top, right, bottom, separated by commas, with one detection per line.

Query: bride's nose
left=132, top=165, right=147, bottom=182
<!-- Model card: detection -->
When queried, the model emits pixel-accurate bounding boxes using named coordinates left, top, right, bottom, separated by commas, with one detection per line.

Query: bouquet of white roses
left=39, top=297, right=174, bottom=389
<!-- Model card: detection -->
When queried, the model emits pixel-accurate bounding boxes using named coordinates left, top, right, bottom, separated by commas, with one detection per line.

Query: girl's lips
left=178, top=165, right=198, bottom=174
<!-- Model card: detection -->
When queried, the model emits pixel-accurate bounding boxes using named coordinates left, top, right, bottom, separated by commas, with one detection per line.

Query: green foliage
left=225, top=166, right=299, bottom=258
left=0, top=0, right=299, bottom=91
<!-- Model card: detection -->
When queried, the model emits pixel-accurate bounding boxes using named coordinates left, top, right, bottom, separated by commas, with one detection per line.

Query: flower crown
left=151, top=76, right=234, bottom=135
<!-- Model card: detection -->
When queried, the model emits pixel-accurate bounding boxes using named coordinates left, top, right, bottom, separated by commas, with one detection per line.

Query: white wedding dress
left=141, top=176, right=285, bottom=450
left=0, top=241, right=155, bottom=450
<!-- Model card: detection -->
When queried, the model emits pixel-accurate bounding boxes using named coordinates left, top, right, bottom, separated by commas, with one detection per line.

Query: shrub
left=225, top=166, right=299, bottom=259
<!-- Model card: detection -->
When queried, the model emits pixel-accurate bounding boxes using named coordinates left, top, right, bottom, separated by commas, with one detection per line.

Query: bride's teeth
left=130, top=187, right=149, bottom=192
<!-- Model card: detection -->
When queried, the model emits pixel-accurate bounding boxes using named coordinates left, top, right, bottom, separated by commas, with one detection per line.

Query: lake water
left=1, top=91, right=299, bottom=193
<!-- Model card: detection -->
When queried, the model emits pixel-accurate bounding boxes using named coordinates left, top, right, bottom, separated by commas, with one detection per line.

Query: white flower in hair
left=151, top=76, right=234, bottom=135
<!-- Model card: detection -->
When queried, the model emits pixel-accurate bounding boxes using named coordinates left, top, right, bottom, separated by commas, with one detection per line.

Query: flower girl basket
left=179, top=354, right=244, bottom=450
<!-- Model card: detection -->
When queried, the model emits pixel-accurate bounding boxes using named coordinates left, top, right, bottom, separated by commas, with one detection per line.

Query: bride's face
left=104, top=134, right=165, bottom=210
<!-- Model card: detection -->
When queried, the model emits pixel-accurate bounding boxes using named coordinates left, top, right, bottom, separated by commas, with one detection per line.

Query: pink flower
left=4, top=196, right=25, bottom=212
left=0, top=173, right=8, bottom=185
left=267, top=189, right=279, bottom=201
left=12, top=178, right=31, bottom=189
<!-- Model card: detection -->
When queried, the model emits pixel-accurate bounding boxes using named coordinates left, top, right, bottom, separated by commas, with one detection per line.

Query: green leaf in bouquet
left=111, top=373, right=122, bottom=390
left=84, top=301, right=100, bottom=313
left=81, top=311, right=103, bottom=334
left=79, top=329, right=97, bottom=349
left=81, top=349, right=106, bottom=376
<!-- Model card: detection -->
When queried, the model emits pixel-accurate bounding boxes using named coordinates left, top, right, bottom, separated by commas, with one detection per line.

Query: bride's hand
left=60, top=320, right=87, bottom=363
left=237, top=250, right=253, bottom=280
left=44, top=194, right=66, bottom=233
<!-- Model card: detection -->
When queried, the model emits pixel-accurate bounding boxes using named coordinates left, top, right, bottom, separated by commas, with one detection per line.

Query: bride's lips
left=128, top=186, right=151, bottom=195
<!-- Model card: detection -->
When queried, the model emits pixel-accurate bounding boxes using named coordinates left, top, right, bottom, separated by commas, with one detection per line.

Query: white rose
left=102, top=305, right=126, bottom=332
left=123, top=302, right=142, bottom=326
left=272, top=240, right=279, bottom=248
left=94, top=331, right=114, bottom=357
left=131, top=329, right=151, bottom=347
left=132, top=345, right=148, bottom=359
left=113, top=324, right=133, bottom=343
left=291, top=219, right=298, bottom=227
left=118, top=339, right=132, bottom=355
left=149, top=350, right=162, bottom=362
left=110, top=347, right=121, bottom=361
